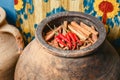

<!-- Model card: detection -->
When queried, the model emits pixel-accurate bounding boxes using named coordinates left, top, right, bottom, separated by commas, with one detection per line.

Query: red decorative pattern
left=14, top=0, right=18, bottom=5
left=99, top=1, right=114, bottom=24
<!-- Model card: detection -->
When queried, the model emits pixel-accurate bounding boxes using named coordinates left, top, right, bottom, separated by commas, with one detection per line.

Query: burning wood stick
left=53, top=39, right=59, bottom=48
left=92, top=34, right=98, bottom=43
left=45, top=25, right=62, bottom=41
left=88, top=38, right=94, bottom=44
left=63, top=46, right=69, bottom=50
left=80, top=22, right=98, bottom=35
left=80, top=43, right=92, bottom=49
left=68, top=24, right=88, bottom=40
left=62, top=21, right=68, bottom=35
left=91, top=26, right=95, bottom=30
left=64, top=21, right=68, bottom=29
left=71, top=21, right=91, bottom=37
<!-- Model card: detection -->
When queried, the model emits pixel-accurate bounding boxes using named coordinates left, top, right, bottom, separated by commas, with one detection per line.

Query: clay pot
left=15, top=12, right=120, bottom=80
left=0, top=7, right=24, bottom=80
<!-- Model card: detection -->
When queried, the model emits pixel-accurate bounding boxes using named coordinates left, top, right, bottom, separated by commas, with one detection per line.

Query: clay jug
left=15, top=12, right=120, bottom=80
left=0, top=7, right=24, bottom=80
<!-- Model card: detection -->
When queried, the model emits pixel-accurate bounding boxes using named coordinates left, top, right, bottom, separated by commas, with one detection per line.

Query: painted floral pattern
left=83, top=0, right=120, bottom=49
left=46, top=6, right=66, bottom=17
left=14, top=0, right=23, bottom=11
left=14, top=0, right=34, bottom=45
left=94, top=0, right=119, bottom=23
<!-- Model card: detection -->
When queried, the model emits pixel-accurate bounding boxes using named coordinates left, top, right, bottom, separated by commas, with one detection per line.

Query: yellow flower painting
left=14, top=0, right=23, bottom=11
left=94, top=0, right=119, bottom=23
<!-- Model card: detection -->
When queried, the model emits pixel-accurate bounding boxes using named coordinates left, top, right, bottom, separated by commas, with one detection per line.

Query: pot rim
left=36, top=11, right=106, bottom=58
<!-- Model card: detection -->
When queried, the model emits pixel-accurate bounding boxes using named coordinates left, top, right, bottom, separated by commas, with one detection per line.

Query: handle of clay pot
left=0, top=24, right=24, bottom=54
left=0, top=7, right=6, bottom=26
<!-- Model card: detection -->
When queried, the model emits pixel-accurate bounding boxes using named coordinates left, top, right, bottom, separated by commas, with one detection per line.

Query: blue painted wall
left=0, top=0, right=16, bottom=25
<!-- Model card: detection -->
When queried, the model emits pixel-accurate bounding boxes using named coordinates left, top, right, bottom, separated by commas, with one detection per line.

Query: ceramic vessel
left=15, top=12, right=120, bottom=80
left=0, top=7, right=24, bottom=80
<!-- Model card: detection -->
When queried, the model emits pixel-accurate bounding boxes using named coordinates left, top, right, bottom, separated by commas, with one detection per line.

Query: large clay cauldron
left=15, top=12, right=120, bottom=80
left=0, top=7, right=24, bottom=80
